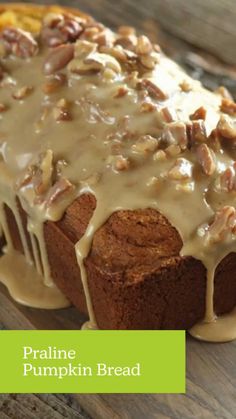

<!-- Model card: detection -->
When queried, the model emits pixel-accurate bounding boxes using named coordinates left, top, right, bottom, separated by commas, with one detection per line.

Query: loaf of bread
left=1, top=4, right=236, bottom=340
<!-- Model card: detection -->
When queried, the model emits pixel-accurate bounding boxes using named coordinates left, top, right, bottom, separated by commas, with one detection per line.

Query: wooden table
left=1, top=1, right=236, bottom=418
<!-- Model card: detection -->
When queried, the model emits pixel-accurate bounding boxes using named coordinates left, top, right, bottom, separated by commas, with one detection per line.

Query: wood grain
left=1, top=1, right=236, bottom=418
left=0, top=283, right=235, bottom=419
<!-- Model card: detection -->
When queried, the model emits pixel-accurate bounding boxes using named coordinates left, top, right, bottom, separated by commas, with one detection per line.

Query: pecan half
left=0, top=27, right=38, bottom=58
left=196, top=144, right=216, bottom=176
left=41, top=13, right=84, bottom=47
left=206, top=206, right=236, bottom=244
left=162, top=122, right=188, bottom=150
left=187, top=120, right=207, bottom=145
left=139, top=79, right=168, bottom=101
left=136, top=35, right=152, bottom=55
left=43, top=44, right=74, bottom=75
left=132, top=135, right=159, bottom=154
left=12, top=86, right=33, bottom=100
left=220, top=164, right=236, bottom=192
left=44, top=177, right=75, bottom=207
left=217, top=115, right=236, bottom=140
left=53, top=98, right=71, bottom=122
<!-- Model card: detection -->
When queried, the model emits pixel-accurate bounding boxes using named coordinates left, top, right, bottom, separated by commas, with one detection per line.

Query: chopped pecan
left=44, top=177, right=75, bottom=208
left=140, top=101, right=156, bottom=113
left=42, top=73, right=67, bottom=94
left=136, top=35, right=152, bottom=55
left=132, top=135, right=159, bottom=154
left=139, top=52, right=160, bottom=69
left=162, top=122, right=188, bottom=150
left=168, top=158, right=193, bottom=180
left=161, top=107, right=177, bottom=123
left=220, top=164, right=236, bottom=192
left=53, top=98, right=71, bottom=121
left=115, top=34, right=137, bottom=51
left=153, top=150, right=167, bottom=161
left=139, top=79, right=168, bottom=101
left=206, top=206, right=236, bottom=244
left=196, top=144, right=216, bottom=176
left=114, top=86, right=128, bottom=98
left=16, top=150, right=53, bottom=196
left=12, top=86, right=33, bottom=100
left=41, top=13, right=83, bottom=47
left=190, top=106, right=206, bottom=121
left=165, top=144, right=181, bottom=157
left=68, top=49, right=121, bottom=75
left=187, top=120, right=207, bottom=145
left=0, top=27, right=38, bottom=58
left=217, top=115, right=236, bottom=140
left=43, top=44, right=74, bottom=75
left=179, top=79, right=192, bottom=92
left=220, top=98, right=236, bottom=116
left=107, top=154, right=130, bottom=171
left=99, top=45, right=128, bottom=62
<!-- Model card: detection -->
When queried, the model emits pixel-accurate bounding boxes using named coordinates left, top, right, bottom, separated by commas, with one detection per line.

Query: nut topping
left=44, top=177, right=76, bottom=208
left=217, top=115, right=236, bottom=140
left=12, top=86, right=33, bottom=100
left=162, top=122, right=188, bottom=151
left=196, top=144, right=216, bottom=176
left=168, top=158, right=193, bottom=180
left=220, top=98, right=236, bottom=116
left=136, top=35, right=152, bottom=55
left=43, top=44, right=74, bottom=75
left=139, top=79, right=168, bottom=101
left=220, top=165, right=236, bottom=192
left=190, top=106, right=206, bottom=121
left=41, top=13, right=83, bottom=47
left=0, top=27, right=38, bottom=58
left=205, top=206, right=236, bottom=244
left=53, top=98, right=71, bottom=122
left=42, top=73, right=66, bottom=94
left=132, top=135, right=159, bottom=154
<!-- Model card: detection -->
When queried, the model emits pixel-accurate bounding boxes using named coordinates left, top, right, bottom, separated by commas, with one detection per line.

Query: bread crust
left=1, top=3, right=236, bottom=330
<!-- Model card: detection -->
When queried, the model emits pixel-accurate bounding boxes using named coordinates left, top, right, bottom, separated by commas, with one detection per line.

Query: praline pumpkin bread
left=1, top=3, right=236, bottom=341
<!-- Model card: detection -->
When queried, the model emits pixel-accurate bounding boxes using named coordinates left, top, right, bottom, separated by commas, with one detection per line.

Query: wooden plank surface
left=1, top=1, right=236, bottom=418
left=0, top=283, right=236, bottom=419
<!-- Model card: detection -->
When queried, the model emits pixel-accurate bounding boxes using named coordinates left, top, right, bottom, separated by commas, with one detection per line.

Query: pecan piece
left=53, top=98, right=71, bottom=122
left=136, top=35, right=152, bottom=55
left=162, top=122, right=188, bottom=150
left=206, top=206, right=236, bottom=244
left=139, top=79, right=168, bottom=101
left=44, top=177, right=75, bottom=208
left=43, top=44, right=74, bottom=75
left=220, top=164, right=236, bottom=192
left=41, top=13, right=83, bottom=47
left=168, top=158, right=193, bottom=180
left=196, top=144, right=216, bottom=176
left=12, top=86, right=33, bottom=100
left=215, top=86, right=233, bottom=100
left=217, top=115, right=236, bottom=140
left=190, top=106, right=206, bottom=121
left=220, top=98, right=236, bottom=116
left=187, top=120, right=207, bottom=145
left=0, top=28, right=38, bottom=58
left=132, top=135, right=159, bottom=154
left=42, top=73, right=67, bottom=94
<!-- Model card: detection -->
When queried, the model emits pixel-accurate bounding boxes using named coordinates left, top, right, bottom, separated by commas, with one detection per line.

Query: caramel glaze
left=1, top=12, right=236, bottom=340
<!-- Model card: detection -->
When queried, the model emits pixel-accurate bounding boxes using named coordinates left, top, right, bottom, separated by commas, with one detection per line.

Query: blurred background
left=2, top=0, right=236, bottom=96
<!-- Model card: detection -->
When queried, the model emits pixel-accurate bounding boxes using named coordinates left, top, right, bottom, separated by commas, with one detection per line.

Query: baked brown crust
left=1, top=3, right=236, bottom=330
